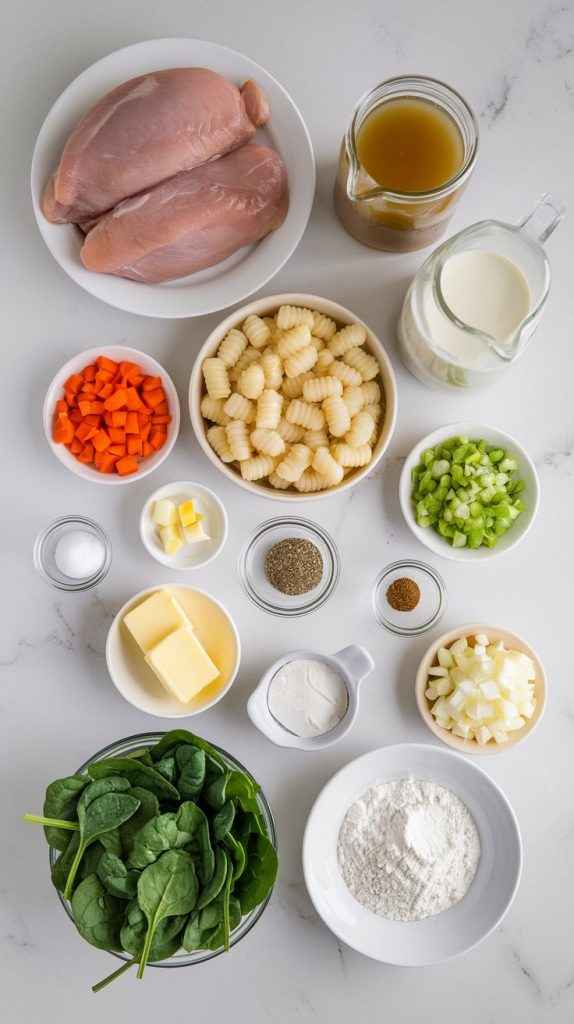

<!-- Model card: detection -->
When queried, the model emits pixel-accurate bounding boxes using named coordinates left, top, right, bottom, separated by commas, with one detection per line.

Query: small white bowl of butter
left=106, top=584, right=240, bottom=718
left=247, top=645, right=374, bottom=750
left=140, top=480, right=228, bottom=570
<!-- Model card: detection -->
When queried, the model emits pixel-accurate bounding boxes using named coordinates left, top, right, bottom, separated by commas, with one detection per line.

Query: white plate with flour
left=31, top=38, right=315, bottom=317
left=302, top=743, right=522, bottom=966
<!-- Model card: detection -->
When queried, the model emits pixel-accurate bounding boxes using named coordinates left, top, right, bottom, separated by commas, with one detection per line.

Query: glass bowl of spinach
left=25, top=730, right=277, bottom=991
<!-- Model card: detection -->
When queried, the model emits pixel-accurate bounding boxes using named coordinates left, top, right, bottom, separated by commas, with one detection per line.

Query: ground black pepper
left=264, top=537, right=323, bottom=595
left=386, top=576, right=420, bottom=612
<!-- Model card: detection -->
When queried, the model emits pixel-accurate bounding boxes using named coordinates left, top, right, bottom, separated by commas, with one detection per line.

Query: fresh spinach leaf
left=234, top=833, right=278, bottom=914
left=137, top=850, right=198, bottom=978
left=87, top=758, right=180, bottom=801
left=195, top=846, right=227, bottom=910
left=175, top=745, right=206, bottom=800
left=71, top=874, right=124, bottom=950
left=127, top=810, right=192, bottom=870
left=212, top=800, right=235, bottom=843
left=179, top=802, right=214, bottom=885
left=63, top=791, right=141, bottom=900
left=120, top=898, right=187, bottom=961
left=42, top=775, right=89, bottom=851
left=155, top=756, right=177, bottom=784
left=51, top=832, right=80, bottom=893
left=223, top=832, right=246, bottom=881
left=150, top=730, right=226, bottom=770
left=97, top=852, right=139, bottom=899
left=119, top=788, right=159, bottom=854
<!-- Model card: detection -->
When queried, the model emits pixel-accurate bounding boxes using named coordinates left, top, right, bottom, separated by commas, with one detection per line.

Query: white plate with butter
left=140, top=480, right=228, bottom=570
left=106, top=584, right=240, bottom=717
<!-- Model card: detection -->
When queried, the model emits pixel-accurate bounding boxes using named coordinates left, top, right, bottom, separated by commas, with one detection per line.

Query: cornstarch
left=337, top=779, right=480, bottom=922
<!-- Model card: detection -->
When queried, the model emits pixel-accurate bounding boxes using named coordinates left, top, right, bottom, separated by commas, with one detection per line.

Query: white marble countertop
left=2, top=1, right=574, bottom=1020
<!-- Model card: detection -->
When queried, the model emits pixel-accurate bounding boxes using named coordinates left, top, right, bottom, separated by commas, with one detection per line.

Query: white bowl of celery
left=399, top=423, right=540, bottom=562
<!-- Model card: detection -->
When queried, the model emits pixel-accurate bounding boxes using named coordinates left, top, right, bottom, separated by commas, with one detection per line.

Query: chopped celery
left=410, top=436, right=526, bottom=551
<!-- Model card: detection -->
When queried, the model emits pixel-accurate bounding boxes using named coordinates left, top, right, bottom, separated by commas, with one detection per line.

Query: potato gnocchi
left=201, top=304, right=385, bottom=492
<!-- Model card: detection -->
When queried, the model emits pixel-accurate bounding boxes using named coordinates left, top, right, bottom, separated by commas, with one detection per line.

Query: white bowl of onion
left=415, top=624, right=546, bottom=755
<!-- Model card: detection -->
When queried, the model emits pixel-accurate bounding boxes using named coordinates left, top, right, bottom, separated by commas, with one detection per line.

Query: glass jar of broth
left=334, top=76, right=479, bottom=252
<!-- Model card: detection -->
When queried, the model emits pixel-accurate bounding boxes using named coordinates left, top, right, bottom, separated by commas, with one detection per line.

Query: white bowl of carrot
left=42, top=346, right=180, bottom=484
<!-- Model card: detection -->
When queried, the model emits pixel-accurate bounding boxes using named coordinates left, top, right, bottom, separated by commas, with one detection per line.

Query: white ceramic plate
left=42, top=345, right=180, bottom=485
left=303, top=743, right=522, bottom=966
left=106, top=585, right=240, bottom=718
left=399, top=422, right=539, bottom=562
left=31, top=38, right=315, bottom=318
left=140, top=480, right=228, bottom=570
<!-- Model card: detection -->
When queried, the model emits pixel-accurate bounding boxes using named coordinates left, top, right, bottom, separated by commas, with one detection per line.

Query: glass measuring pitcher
left=333, top=76, right=479, bottom=252
left=397, top=194, right=565, bottom=389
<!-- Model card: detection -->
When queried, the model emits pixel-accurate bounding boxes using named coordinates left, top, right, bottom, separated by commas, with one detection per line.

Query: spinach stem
left=92, top=958, right=137, bottom=993
left=23, top=814, right=80, bottom=831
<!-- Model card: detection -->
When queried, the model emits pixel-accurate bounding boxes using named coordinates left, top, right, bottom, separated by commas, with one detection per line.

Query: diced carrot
left=108, top=427, right=126, bottom=444
left=125, top=411, right=139, bottom=434
left=111, top=410, right=127, bottom=427
left=130, top=373, right=146, bottom=387
left=90, top=400, right=105, bottom=414
left=125, top=387, right=144, bottom=411
left=70, top=438, right=84, bottom=455
left=142, top=387, right=165, bottom=409
left=55, top=399, right=68, bottom=414
left=53, top=415, right=75, bottom=445
left=75, top=422, right=96, bottom=442
left=137, top=412, right=150, bottom=430
left=97, top=452, right=118, bottom=473
left=96, top=355, right=119, bottom=375
left=69, top=409, right=82, bottom=425
left=127, top=437, right=143, bottom=456
left=155, top=401, right=169, bottom=415
left=120, top=361, right=141, bottom=380
left=95, top=369, right=114, bottom=385
left=64, top=390, right=77, bottom=407
left=84, top=414, right=102, bottom=427
left=142, top=441, right=154, bottom=458
left=149, top=428, right=167, bottom=450
left=83, top=364, right=96, bottom=383
left=96, top=382, right=114, bottom=400
left=78, top=442, right=95, bottom=463
left=64, top=373, right=84, bottom=394
left=140, top=421, right=151, bottom=442
left=142, top=375, right=162, bottom=391
left=116, top=454, right=139, bottom=476
left=78, top=400, right=91, bottom=416
left=108, top=444, right=127, bottom=457
left=104, top=388, right=127, bottom=412
left=151, top=414, right=172, bottom=425
left=92, top=428, right=111, bottom=452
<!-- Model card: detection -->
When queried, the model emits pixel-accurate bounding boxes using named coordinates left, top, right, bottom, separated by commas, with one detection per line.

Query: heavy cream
left=267, top=659, right=348, bottom=738
left=423, top=249, right=531, bottom=367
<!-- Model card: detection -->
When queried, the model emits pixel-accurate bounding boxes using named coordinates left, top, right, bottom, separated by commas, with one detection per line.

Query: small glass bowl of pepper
left=238, top=517, right=340, bottom=616
left=372, top=559, right=446, bottom=636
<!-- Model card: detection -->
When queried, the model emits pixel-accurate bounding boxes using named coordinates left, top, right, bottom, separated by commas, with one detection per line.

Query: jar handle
left=519, top=192, right=565, bottom=244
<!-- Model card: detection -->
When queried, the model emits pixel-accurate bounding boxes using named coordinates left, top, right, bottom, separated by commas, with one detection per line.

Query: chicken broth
left=356, top=98, right=464, bottom=193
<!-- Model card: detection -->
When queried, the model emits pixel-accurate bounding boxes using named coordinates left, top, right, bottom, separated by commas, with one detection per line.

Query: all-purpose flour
left=337, top=779, right=481, bottom=922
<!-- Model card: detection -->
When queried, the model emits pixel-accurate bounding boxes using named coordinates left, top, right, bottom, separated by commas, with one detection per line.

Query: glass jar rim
left=346, top=74, right=479, bottom=203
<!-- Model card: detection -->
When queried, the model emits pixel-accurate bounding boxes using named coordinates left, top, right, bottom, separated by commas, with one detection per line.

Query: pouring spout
left=519, top=192, right=565, bottom=245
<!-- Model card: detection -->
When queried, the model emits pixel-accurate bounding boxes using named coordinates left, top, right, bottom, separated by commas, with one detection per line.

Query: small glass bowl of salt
left=34, top=516, right=112, bottom=591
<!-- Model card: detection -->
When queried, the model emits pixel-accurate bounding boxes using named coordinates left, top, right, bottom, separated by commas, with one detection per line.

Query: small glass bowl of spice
left=372, top=558, right=446, bottom=636
left=238, top=517, right=340, bottom=616
left=33, top=515, right=112, bottom=592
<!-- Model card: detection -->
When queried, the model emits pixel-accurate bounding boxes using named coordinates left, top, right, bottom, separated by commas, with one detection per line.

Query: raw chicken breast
left=42, top=68, right=269, bottom=223
left=80, top=144, right=289, bottom=283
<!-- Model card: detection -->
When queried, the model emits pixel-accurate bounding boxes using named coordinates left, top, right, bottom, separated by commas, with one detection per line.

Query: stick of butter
left=145, top=626, right=219, bottom=704
left=123, top=589, right=190, bottom=653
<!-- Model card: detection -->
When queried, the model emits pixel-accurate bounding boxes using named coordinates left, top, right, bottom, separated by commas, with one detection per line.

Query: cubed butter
left=182, top=521, right=211, bottom=544
left=178, top=500, right=197, bottom=528
left=160, top=525, right=183, bottom=555
left=152, top=499, right=178, bottom=527
left=123, top=589, right=188, bottom=653
left=145, top=626, right=219, bottom=703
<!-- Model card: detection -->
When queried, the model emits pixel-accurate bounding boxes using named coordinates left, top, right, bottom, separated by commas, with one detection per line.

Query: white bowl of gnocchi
left=189, top=294, right=397, bottom=499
